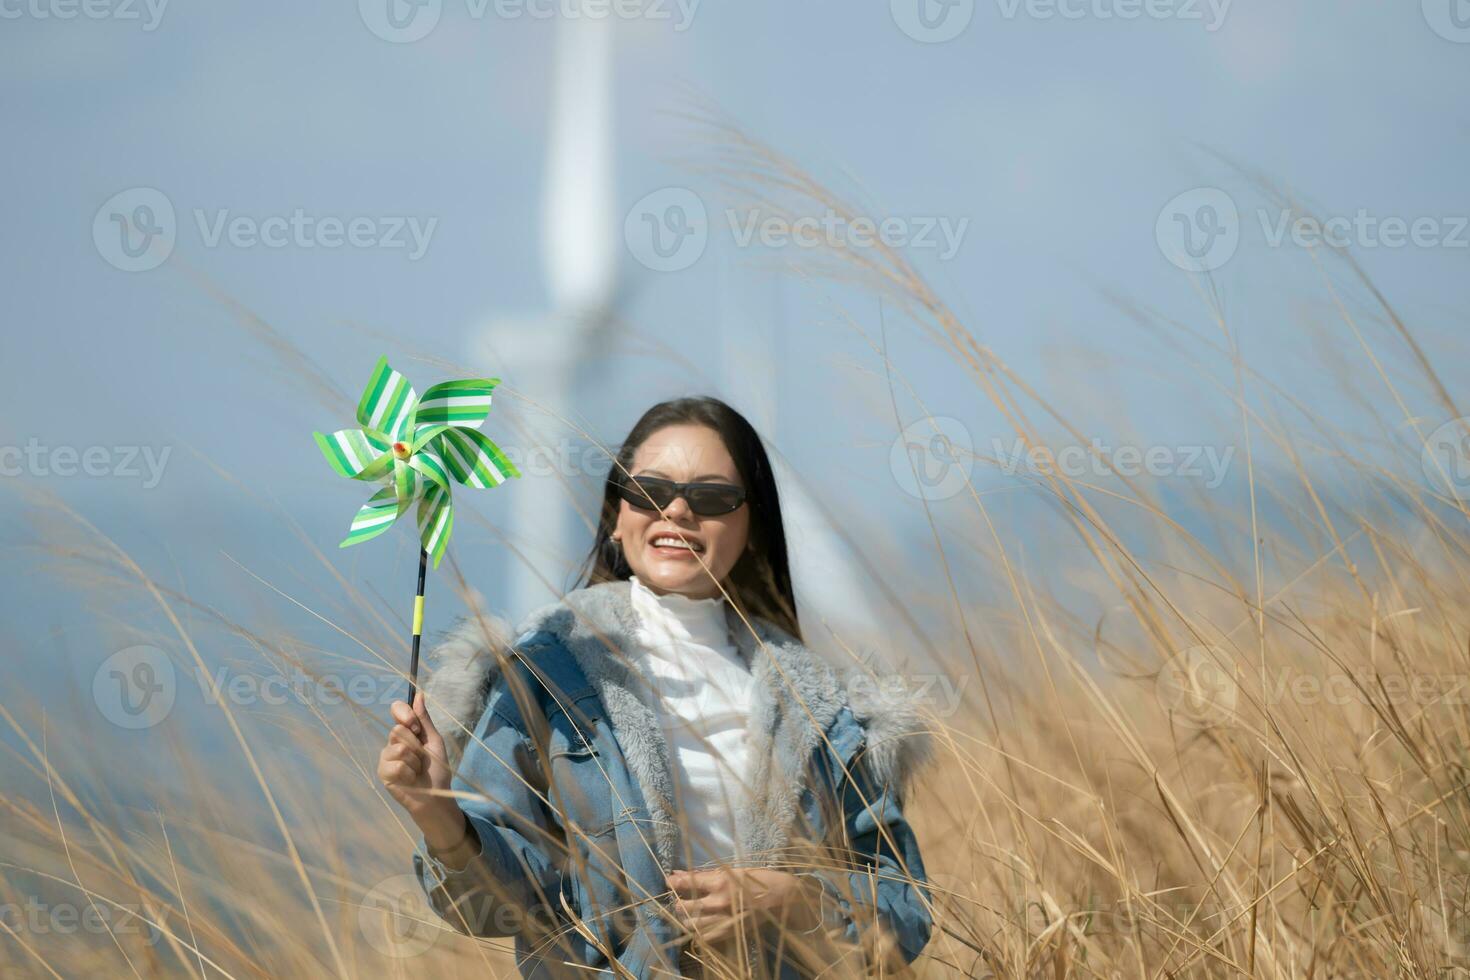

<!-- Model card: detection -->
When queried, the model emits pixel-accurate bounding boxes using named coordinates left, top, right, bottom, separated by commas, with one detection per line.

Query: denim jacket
left=412, top=580, right=933, bottom=977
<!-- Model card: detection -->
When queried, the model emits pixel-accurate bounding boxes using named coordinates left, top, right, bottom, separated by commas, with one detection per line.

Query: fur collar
left=421, top=580, right=933, bottom=868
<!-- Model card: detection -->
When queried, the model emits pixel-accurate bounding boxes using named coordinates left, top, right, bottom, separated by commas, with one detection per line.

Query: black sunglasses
left=614, top=475, right=747, bottom=516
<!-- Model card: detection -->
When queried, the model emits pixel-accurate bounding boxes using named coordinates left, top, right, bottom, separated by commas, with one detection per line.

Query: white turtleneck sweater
left=628, top=575, right=755, bottom=867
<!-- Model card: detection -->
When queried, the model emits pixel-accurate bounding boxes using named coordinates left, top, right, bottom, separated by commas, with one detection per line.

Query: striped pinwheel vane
left=315, top=356, right=520, bottom=566
left=314, top=356, right=520, bottom=698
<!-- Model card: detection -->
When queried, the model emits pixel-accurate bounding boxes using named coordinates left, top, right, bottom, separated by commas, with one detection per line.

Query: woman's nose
left=661, top=495, right=693, bottom=520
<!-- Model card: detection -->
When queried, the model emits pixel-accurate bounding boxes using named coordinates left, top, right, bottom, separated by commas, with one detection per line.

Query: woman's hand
left=668, top=868, right=825, bottom=942
left=379, top=691, right=466, bottom=852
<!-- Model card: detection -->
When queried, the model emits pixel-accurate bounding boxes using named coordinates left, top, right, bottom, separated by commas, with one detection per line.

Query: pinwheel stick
left=407, top=547, right=428, bottom=703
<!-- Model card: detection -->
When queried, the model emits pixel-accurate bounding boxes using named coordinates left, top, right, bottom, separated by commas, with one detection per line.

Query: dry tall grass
left=3, top=130, right=1467, bottom=978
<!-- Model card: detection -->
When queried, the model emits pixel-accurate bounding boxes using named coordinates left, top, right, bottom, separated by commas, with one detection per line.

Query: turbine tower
left=473, top=7, right=616, bottom=623
left=715, top=259, right=892, bottom=660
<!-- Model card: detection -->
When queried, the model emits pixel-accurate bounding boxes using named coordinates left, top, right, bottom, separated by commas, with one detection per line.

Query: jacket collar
left=423, top=579, right=932, bottom=869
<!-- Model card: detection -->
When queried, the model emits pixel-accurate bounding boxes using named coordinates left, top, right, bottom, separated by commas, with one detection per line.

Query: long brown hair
left=573, top=396, right=801, bottom=641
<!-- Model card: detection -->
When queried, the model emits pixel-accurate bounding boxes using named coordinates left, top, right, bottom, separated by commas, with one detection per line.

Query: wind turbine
left=472, top=8, right=618, bottom=622
left=714, top=258, right=895, bottom=661
left=472, top=9, right=895, bottom=659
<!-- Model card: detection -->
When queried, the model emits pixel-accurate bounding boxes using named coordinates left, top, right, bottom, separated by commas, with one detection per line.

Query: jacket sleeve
left=811, top=726, right=934, bottom=965
left=413, top=670, right=572, bottom=939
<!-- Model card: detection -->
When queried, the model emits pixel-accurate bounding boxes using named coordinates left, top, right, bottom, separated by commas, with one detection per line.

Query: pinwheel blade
left=415, top=378, right=501, bottom=429
left=392, top=456, right=422, bottom=511
left=417, top=484, right=454, bottom=568
left=410, top=423, right=451, bottom=454
left=436, top=427, right=520, bottom=489
left=315, top=428, right=392, bottom=481
left=355, top=356, right=418, bottom=442
left=340, top=486, right=404, bottom=549
left=408, top=444, right=451, bottom=496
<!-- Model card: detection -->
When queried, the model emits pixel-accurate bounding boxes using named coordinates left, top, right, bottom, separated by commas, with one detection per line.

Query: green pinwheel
left=314, top=356, right=520, bottom=700
left=315, top=356, right=519, bottom=568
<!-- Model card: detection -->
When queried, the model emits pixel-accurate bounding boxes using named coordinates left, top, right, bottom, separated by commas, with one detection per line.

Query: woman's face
left=613, top=423, right=750, bottom=600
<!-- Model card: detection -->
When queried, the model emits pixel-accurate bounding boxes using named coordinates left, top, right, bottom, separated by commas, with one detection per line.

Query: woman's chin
left=638, top=564, right=718, bottom=598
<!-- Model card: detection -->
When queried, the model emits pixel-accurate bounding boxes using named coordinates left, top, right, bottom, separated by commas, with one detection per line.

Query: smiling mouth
left=648, top=534, right=703, bottom=556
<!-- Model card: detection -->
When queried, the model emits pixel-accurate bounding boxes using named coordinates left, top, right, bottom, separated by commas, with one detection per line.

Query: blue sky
left=3, top=1, right=1468, bottom=703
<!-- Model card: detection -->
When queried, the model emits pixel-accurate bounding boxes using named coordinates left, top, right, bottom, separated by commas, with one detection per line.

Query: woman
left=378, top=397, right=933, bottom=977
